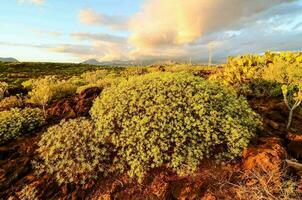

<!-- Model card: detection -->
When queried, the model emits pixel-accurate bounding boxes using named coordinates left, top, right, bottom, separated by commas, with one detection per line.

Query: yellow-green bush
left=0, top=108, right=45, bottom=144
left=91, top=72, right=261, bottom=180
left=76, top=73, right=123, bottom=94
left=23, top=76, right=79, bottom=116
left=35, top=118, right=109, bottom=185
left=210, top=52, right=302, bottom=97
left=262, top=52, right=302, bottom=128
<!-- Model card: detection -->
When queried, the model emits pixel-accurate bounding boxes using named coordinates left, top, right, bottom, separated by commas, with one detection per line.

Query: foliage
left=15, top=184, right=39, bottom=200
left=0, top=108, right=45, bottom=144
left=23, top=76, right=79, bottom=115
left=0, top=81, right=8, bottom=100
left=210, top=52, right=302, bottom=98
left=35, top=118, right=110, bottom=185
left=121, top=67, right=149, bottom=77
left=76, top=72, right=123, bottom=93
left=0, top=61, right=120, bottom=89
left=262, top=52, right=302, bottom=128
left=91, top=72, right=261, bottom=181
left=0, top=96, right=23, bottom=111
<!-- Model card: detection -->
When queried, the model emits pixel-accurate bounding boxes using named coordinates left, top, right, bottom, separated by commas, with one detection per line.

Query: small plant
left=262, top=54, right=302, bottom=129
left=23, top=76, right=78, bottom=117
left=16, top=184, right=39, bottom=200
left=91, top=72, right=261, bottom=181
left=0, top=95, right=23, bottom=111
left=282, top=85, right=302, bottom=129
left=0, top=108, right=45, bottom=144
left=0, top=81, right=8, bottom=100
left=35, top=118, right=110, bottom=185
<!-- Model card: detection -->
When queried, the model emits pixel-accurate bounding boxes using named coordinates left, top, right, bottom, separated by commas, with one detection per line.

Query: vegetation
left=0, top=81, right=8, bottom=100
left=212, top=51, right=302, bottom=128
left=1, top=52, right=302, bottom=198
left=91, top=72, right=261, bottom=180
left=35, top=118, right=110, bottom=185
left=0, top=61, right=121, bottom=88
left=0, top=96, right=23, bottom=111
left=0, top=108, right=45, bottom=144
left=14, top=184, right=39, bottom=200
left=23, top=76, right=79, bottom=116
left=262, top=52, right=302, bottom=128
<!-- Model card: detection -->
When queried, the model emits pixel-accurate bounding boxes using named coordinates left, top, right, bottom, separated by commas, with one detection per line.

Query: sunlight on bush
left=0, top=108, right=45, bottom=144
left=262, top=52, right=302, bottom=129
left=23, top=76, right=78, bottom=115
left=35, top=118, right=110, bottom=185
left=76, top=73, right=123, bottom=94
left=91, top=72, right=261, bottom=181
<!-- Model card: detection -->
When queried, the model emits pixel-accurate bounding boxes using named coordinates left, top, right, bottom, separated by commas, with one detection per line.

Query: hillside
left=0, top=52, right=302, bottom=199
left=0, top=57, right=19, bottom=62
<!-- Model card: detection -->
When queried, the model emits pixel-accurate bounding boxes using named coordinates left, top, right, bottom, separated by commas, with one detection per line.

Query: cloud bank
left=6, top=0, right=302, bottom=62
left=128, top=0, right=294, bottom=48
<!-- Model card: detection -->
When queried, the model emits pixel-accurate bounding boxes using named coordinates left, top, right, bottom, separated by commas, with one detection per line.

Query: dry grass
left=211, top=164, right=301, bottom=200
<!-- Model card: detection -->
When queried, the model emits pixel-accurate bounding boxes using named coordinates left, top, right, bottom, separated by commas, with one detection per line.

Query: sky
left=0, top=0, right=302, bottom=63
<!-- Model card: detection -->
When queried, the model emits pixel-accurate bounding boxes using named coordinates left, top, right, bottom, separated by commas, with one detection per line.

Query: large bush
left=35, top=118, right=109, bottom=185
left=91, top=72, right=261, bottom=180
left=0, top=108, right=45, bottom=144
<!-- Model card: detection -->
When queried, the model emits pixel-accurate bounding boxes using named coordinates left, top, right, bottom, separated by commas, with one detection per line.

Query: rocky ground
left=1, top=88, right=302, bottom=199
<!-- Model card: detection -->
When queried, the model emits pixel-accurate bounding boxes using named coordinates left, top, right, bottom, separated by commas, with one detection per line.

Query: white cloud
left=18, top=0, right=44, bottom=5
left=33, top=29, right=62, bottom=37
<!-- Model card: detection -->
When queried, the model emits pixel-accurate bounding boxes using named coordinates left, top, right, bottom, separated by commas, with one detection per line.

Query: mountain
left=0, top=57, right=19, bottom=62
left=82, top=58, right=181, bottom=66
left=82, top=58, right=102, bottom=65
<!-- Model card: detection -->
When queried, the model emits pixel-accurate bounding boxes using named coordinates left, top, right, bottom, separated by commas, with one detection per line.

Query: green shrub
left=121, top=67, right=149, bottom=77
left=35, top=118, right=109, bottom=185
left=0, top=108, right=45, bottom=144
left=76, top=73, right=123, bottom=94
left=262, top=53, right=302, bottom=128
left=91, top=72, right=261, bottom=180
left=210, top=52, right=302, bottom=98
left=0, top=96, right=23, bottom=111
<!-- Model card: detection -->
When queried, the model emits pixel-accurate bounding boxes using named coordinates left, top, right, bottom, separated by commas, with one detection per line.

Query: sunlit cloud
left=33, top=29, right=62, bottom=37
left=4, top=0, right=302, bottom=62
left=78, top=8, right=128, bottom=30
left=128, top=0, right=295, bottom=48
left=71, top=32, right=126, bottom=44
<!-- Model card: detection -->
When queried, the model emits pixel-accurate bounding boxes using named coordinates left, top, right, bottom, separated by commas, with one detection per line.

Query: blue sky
left=0, top=0, right=302, bottom=63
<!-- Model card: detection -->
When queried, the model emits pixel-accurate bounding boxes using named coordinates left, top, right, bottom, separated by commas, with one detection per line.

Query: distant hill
left=81, top=58, right=221, bottom=67
left=0, top=57, right=19, bottom=62
left=82, top=59, right=101, bottom=65
left=82, top=58, right=184, bottom=66
left=82, top=58, right=136, bottom=66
